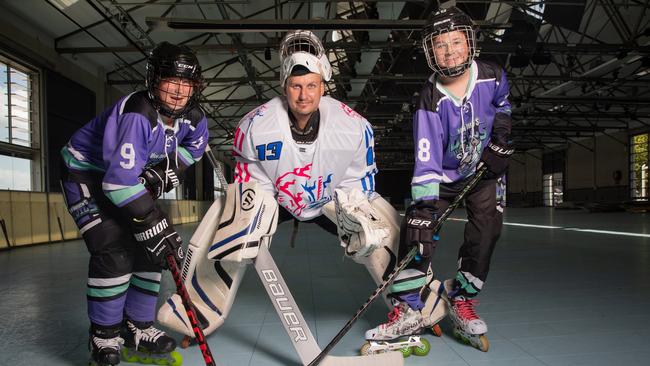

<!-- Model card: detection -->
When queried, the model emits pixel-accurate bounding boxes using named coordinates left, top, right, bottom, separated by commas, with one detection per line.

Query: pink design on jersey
left=233, top=127, right=244, bottom=152
left=340, top=102, right=361, bottom=119
left=276, top=164, right=312, bottom=216
left=235, top=161, right=250, bottom=183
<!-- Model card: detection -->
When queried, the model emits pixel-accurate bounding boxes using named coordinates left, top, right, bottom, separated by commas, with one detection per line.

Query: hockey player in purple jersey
left=60, top=42, right=208, bottom=365
left=365, top=7, right=513, bottom=352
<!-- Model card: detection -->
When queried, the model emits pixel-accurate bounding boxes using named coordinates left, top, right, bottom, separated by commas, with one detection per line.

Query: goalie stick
left=308, top=164, right=488, bottom=366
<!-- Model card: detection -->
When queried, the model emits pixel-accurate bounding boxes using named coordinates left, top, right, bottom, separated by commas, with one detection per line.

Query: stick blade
left=320, top=352, right=404, bottom=366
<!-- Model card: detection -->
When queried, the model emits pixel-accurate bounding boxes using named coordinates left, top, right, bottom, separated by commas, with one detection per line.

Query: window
left=630, top=133, right=649, bottom=201
left=0, top=54, right=40, bottom=191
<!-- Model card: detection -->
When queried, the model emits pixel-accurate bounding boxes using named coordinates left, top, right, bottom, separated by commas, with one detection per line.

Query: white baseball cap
left=280, top=52, right=332, bottom=87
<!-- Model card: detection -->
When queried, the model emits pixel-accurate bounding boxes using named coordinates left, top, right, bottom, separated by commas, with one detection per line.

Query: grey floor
left=1, top=207, right=649, bottom=366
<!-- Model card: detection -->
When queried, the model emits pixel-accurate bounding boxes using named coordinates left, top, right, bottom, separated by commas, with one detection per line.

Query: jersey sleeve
left=101, top=112, right=154, bottom=218
left=411, top=107, right=444, bottom=202
left=491, top=69, right=512, bottom=144
left=337, top=119, right=378, bottom=197
left=232, top=119, right=276, bottom=194
left=178, top=113, right=209, bottom=167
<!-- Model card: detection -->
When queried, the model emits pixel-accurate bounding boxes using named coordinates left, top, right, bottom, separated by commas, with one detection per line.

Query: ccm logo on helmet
left=407, top=218, right=432, bottom=227
left=134, top=218, right=169, bottom=242
left=175, top=62, right=196, bottom=72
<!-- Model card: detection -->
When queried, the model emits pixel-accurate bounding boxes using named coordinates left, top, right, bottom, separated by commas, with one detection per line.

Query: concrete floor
left=1, top=207, right=649, bottom=366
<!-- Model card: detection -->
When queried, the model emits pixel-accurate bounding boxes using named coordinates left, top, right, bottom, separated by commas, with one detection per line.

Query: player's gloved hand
left=139, top=160, right=181, bottom=199
left=334, top=189, right=389, bottom=259
left=405, top=200, right=439, bottom=259
left=131, top=205, right=184, bottom=269
left=480, top=139, right=514, bottom=179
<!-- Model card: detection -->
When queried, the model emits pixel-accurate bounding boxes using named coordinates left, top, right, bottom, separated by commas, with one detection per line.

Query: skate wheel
left=431, top=324, right=442, bottom=337
left=412, top=337, right=430, bottom=356
left=140, top=356, right=154, bottom=364
left=478, top=335, right=490, bottom=352
left=180, top=335, right=192, bottom=349
left=168, top=351, right=183, bottom=366
left=400, top=346, right=412, bottom=358
left=360, top=342, right=373, bottom=356
left=121, top=348, right=139, bottom=363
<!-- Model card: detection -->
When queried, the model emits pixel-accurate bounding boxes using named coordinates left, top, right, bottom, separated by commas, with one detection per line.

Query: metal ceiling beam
left=145, top=17, right=509, bottom=32
left=57, top=41, right=650, bottom=55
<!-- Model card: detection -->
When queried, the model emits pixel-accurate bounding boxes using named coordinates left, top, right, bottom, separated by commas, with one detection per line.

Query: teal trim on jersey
left=455, top=272, right=480, bottom=296
left=87, top=282, right=129, bottom=298
left=104, top=184, right=147, bottom=207
left=61, top=146, right=104, bottom=172
left=177, top=146, right=196, bottom=165
left=130, top=276, right=161, bottom=294
left=412, top=182, right=440, bottom=201
left=389, top=277, right=427, bottom=294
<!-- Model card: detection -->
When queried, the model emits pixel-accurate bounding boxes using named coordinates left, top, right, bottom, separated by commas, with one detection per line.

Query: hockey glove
left=480, top=139, right=514, bottom=179
left=139, top=159, right=185, bottom=199
left=131, top=205, right=184, bottom=269
left=405, top=200, right=439, bottom=260
left=334, top=189, right=389, bottom=258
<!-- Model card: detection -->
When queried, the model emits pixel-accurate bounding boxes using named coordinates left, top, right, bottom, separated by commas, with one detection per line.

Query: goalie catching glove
left=131, top=205, right=184, bottom=269
left=333, top=189, right=390, bottom=258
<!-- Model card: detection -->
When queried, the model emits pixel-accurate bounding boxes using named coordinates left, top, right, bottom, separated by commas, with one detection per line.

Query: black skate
left=120, top=319, right=183, bottom=366
left=89, top=326, right=123, bottom=366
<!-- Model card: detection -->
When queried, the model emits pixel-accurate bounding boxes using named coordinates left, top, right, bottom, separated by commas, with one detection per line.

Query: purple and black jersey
left=62, top=91, right=208, bottom=211
left=411, top=60, right=511, bottom=202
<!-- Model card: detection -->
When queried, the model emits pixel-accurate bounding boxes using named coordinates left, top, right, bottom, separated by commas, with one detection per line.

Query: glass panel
left=0, top=154, right=32, bottom=191
left=9, top=68, right=31, bottom=147
left=0, top=63, right=8, bottom=143
left=542, top=173, right=553, bottom=206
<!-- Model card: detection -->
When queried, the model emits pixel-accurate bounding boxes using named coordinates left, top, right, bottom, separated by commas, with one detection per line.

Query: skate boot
left=89, top=325, right=123, bottom=366
left=120, top=319, right=183, bottom=366
left=444, top=279, right=489, bottom=352
left=362, top=302, right=431, bottom=358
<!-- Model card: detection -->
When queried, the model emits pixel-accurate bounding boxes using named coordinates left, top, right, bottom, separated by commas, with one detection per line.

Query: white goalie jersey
left=232, top=95, right=379, bottom=220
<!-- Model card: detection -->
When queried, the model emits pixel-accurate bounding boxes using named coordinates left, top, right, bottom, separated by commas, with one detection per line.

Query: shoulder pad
left=183, top=105, right=206, bottom=126
left=476, top=60, right=503, bottom=81
left=417, top=81, right=444, bottom=113
left=121, top=91, right=158, bottom=128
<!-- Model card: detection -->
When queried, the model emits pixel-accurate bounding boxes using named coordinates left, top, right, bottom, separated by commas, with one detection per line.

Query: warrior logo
left=241, top=189, right=256, bottom=211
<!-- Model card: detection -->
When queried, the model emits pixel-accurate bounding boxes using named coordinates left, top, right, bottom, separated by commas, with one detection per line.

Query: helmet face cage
left=279, top=30, right=332, bottom=86
left=422, top=7, right=477, bottom=77
left=146, top=42, right=204, bottom=118
left=279, top=30, right=325, bottom=61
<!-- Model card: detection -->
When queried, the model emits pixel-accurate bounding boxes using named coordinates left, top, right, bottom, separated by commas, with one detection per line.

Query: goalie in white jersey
left=233, top=29, right=399, bottom=271
left=157, top=31, right=445, bottom=347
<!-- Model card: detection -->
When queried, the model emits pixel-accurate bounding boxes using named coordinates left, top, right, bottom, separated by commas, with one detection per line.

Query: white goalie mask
left=279, top=30, right=332, bottom=86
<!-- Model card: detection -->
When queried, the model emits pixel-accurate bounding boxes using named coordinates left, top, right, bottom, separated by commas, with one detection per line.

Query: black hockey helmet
left=422, top=6, right=477, bottom=77
left=146, top=42, right=204, bottom=118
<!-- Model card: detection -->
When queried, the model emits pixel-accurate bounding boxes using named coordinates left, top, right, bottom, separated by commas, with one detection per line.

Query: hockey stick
left=202, top=146, right=401, bottom=365
left=308, top=164, right=488, bottom=366
left=166, top=254, right=216, bottom=366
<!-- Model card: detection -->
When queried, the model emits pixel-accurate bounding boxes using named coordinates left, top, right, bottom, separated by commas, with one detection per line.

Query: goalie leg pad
left=325, top=195, right=401, bottom=307
left=208, top=181, right=279, bottom=262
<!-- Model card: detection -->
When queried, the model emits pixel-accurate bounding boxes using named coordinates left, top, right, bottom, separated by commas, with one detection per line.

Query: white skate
left=363, top=303, right=431, bottom=358
left=444, top=279, right=489, bottom=352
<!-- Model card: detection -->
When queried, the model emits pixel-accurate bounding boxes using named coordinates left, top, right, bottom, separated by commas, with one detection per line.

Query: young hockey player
left=60, top=42, right=208, bottom=365
left=365, top=6, right=513, bottom=352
